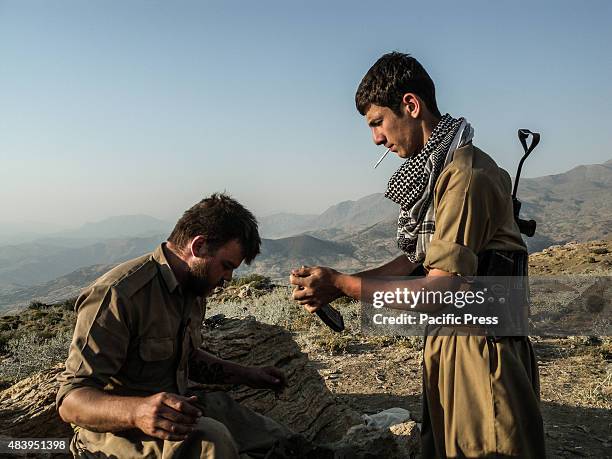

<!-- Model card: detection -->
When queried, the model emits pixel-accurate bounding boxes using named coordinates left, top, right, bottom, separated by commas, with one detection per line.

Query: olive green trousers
left=70, top=391, right=292, bottom=459
left=421, top=334, right=546, bottom=458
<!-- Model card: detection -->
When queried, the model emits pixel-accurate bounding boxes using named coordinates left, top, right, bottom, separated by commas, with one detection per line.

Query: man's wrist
left=333, top=272, right=349, bottom=295
left=333, top=273, right=360, bottom=299
left=125, top=397, right=142, bottom=429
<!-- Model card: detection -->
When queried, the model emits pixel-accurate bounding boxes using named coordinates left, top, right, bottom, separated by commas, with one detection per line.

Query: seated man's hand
left=134, top=392, right=202, bottom=441
left=290, top=266, right=342, bottom=311
left=243, top=366, right=286, bottom=392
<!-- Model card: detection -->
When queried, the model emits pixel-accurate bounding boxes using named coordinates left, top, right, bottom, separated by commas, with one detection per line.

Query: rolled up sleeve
left=56, top=285, right=130, bottom=408
left=424, top=167, right=502, bottom=276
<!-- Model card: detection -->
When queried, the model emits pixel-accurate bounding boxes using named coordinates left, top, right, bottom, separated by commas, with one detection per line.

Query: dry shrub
left=0, top=331, right=72, bottom=383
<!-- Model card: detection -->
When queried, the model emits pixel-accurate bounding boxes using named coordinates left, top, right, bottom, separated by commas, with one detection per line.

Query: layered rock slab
left=1, top=318, right=418, bottom=457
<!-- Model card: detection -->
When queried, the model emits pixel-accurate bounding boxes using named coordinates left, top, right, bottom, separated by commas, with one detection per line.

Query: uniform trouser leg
left=70, top=391, right=293, bottom=458
left=421, top=334, right=546, bottom=458
left=190, top=391, right=294, bottom=458
left=71, top=416, right=240, bottom=459
left=163, top=416, right=241, bottom=459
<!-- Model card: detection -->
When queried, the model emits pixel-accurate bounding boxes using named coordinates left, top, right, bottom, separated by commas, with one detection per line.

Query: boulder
left=332, top=422, right=419, bottom=459
left=0, top=365, right=71, bottom=439
left=0, top=318, right=418, bottom=457
left=199, top=317, right=362, bottom=444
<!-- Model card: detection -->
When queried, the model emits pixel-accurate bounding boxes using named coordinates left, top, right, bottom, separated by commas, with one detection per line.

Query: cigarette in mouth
left=374, top=148, right=391, bottom=169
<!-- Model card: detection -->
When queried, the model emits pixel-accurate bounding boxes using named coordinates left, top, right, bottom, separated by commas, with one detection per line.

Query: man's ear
left=401, top=93, right=421, bottom=118
left=189, top=235, right=208, bottom=258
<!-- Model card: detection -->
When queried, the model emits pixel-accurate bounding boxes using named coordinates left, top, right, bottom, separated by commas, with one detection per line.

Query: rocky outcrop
left=529, top=239, right=612, bottom=275
left=332, top=422, right=419, bottom=458
left=199, top=317, right=362, bottom=444
left=206, top=277, right=275, bottom=303
left=201, top=317, right=419, bottom=456
left=0, top=318, right=418, bottom=457
left=0, top=365, right=71, bottom=438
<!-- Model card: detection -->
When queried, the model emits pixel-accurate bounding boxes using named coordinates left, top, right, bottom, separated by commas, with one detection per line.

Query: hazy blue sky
left=1, top=0, right=611, bottom=228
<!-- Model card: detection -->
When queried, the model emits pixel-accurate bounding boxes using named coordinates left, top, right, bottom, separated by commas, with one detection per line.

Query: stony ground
left=0, top=240, right=610, bottom=457
left=528, top=239, right=612, bottom=275
left=216, top=239, right=612, bottom=458
left=296, top=335, right=611, bottom=458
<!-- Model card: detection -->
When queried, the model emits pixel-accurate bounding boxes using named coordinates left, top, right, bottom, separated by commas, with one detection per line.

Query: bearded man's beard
left=187, top=259, right=215, bottom=297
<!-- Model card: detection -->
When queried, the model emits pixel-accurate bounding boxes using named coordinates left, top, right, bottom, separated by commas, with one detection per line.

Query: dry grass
left=206, top=287, right=424, bottom=355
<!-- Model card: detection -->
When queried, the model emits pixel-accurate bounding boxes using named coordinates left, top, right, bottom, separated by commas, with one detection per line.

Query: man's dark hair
left=168, top=193, right=261, bottom=264
left=355, top=52, right=441, bottom=118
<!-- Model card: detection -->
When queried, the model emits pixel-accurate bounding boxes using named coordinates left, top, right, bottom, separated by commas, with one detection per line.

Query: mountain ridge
left=0, top=158, right=610, bottom=313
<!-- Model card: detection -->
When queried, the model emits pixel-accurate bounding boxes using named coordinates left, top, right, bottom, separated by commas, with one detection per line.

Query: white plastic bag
left=362, top=407, right=412, bottom=429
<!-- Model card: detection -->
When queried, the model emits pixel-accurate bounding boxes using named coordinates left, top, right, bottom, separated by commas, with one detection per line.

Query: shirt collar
left=152, top=243, right=181, bottom=294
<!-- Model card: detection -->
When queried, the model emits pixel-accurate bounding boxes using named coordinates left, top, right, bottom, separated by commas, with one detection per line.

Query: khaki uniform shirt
left=56, top=244, right=204, bottom=408
left=419, top=144, right=545, bottom=458
left=57, top=245, right=294, bottom=459
left=423, top=143, right=526, bottom=275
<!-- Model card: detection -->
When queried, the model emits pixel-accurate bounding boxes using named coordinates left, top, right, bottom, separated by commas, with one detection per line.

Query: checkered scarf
left=385, top=114, right=474, bottom=263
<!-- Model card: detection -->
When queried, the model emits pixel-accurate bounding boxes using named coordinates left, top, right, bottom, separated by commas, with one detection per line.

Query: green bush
left=28, top=300, right=51, bottom=310
left=0, top=332, right=10, bottom=353
left=0, top=331, right=72, bottom=383
left=229, top=274, right=272, bottom=290
left=0, top=303, right=76, bottom=356
left=58, top=297, right=78, bottom=311
left=30, top=310, right=48, bottom=319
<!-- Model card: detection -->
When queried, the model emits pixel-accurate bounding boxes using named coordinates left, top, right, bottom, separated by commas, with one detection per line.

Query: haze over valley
left=1, top=159, right=610, bottom=313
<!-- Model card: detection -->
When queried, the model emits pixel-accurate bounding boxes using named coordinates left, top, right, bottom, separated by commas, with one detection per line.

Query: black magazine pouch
left=477, top=250, right=529, bottom=337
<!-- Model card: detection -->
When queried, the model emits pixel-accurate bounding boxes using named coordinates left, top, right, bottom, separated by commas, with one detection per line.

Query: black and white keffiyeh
left=385, top=114, right=474, bottom=263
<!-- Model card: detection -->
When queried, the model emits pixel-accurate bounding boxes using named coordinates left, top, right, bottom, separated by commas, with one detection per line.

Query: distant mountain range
left=0, top=215, right=172, bottom=247
left=259, top=159, right=612, bottom=253
left=0, top=236, right=165, bottom=287
left=58, top=214, right=172, bottom=240
left=0, top=158, right=610, bottom=314
left=238, top=235, right=361, bottom=280
left=259, top=194, right=398, bottom=239
left=0, top=234, right=366, bottom=313
left=0, top=264, right=116, bottom=315
left=518, top=159, right=612, bottom=249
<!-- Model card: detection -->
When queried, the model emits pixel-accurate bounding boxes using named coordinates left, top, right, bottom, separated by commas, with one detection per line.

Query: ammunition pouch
left=477, top=249, right=528, bottom=277
left=477, top=249, right=529, bottom=338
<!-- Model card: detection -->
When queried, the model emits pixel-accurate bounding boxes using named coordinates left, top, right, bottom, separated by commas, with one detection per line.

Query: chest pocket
left=137, top=337, right=176, bottom=383
left=139, top=337, right=175, bottom=361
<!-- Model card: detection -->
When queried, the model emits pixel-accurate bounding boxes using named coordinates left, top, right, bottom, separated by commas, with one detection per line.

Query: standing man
left=57, top=193, right=294, bottom=458
left=290, top=52, right=545, bottom=458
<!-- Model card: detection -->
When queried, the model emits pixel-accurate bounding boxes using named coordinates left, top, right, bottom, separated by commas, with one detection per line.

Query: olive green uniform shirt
left=416, top=144, right=545, bottom=458
left=423, top=143, right=526, bottom=276
left=56, top=244, right=204, bottom=408
left=57, top=245, right=293, bottom=458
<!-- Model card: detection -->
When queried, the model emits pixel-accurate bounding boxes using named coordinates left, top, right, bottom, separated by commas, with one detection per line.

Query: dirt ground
left=287, top=240, right=612, bottom=457
left=205, top=239, right=611, bottom=457
left=1, top=239, right=608, bottom=457
left=298, top=335, right=611, bottom=458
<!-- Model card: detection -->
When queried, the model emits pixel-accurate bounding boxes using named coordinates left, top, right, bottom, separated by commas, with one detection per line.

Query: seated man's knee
left=189, top=417, right=239, bottom=459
